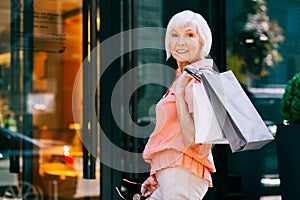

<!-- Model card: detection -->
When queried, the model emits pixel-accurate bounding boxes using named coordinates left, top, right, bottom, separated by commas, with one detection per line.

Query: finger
left=144, top=190, right=154, bottom=197
left=183, top=71, right=193, bottom=80
left=148, top=179, right=157, bottom=184
left=150, top=183, right=159, bottom=189
left=141, top=186, right=147, bottom=194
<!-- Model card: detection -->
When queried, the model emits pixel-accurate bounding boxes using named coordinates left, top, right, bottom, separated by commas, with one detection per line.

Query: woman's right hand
left=140, top=175, right=160, bottom=197
left=175, top=71, right=192, bottom=96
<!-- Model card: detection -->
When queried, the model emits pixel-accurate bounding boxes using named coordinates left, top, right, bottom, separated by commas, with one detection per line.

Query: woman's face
left=169, top=23, right=203, bottom=64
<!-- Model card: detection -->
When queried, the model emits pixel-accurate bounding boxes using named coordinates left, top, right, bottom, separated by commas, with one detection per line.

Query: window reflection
left=0, top=0, right=100, bottom=199
left=226, top=0, right=300, bottom=198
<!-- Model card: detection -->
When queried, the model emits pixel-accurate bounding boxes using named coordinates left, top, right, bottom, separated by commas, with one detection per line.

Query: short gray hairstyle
left=165, top=10, right=212, bottom=60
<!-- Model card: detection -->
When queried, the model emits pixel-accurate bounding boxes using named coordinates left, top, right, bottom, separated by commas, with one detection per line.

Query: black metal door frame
left=98, top=0, right=227, bottom=199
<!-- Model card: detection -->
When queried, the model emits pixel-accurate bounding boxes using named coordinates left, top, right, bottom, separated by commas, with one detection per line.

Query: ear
left=199, top=39, right=204, bottom=48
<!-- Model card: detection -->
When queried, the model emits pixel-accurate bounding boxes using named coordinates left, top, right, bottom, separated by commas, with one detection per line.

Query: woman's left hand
left=140, top=176, right=160, bottom=197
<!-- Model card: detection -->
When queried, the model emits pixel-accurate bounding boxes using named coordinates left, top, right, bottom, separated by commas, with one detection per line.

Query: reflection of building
left=0, top=0, right=299, bottom=199
left=227, top=0, right=300, bottom=85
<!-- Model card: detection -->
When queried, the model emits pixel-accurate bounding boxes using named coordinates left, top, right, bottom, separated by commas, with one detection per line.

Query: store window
left=0, top=0, right=100, bottom=199
left=225, top=0, right=297, bottom=124
left=226, top=0, right=300, bottom=198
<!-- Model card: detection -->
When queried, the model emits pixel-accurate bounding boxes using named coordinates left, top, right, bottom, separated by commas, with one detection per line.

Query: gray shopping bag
left=199, top=69, right=274, bottom=152
left=185, top=67, right=274, bottom=152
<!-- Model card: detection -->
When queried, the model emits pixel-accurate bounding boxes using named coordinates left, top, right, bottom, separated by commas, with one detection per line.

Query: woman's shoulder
left=189, top=59, right=213, bottom=69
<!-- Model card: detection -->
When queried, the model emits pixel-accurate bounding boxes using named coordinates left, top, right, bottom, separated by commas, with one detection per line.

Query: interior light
left=68, top=123, right=81, bottom=130
left=261, top=177, right=280, bottom=187
left=63, top=145, right=70, bottom=152
left=260, top=35, right=268, bottom=41
left=245, top=39, right=254, bottom=43
left=0, top=52, right=11, bottom=67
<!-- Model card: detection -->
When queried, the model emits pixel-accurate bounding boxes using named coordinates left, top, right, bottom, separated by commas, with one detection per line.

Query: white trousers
left=146, top=167, right=209, bottom=200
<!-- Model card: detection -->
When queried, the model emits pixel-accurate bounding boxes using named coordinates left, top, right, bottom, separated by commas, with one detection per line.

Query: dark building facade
left=0, top=0, right=299, bottom=199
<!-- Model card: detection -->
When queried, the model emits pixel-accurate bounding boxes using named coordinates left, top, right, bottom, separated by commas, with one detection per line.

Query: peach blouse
left=143, top=59, right=216, bottom=186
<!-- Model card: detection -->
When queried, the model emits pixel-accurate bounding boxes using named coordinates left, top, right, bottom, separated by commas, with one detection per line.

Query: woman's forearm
left=176, top=93, right=196, bottom=146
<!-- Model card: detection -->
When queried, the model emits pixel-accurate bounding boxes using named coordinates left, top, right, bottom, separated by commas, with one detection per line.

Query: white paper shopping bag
left=193, top=83, right=228, bottom=144
left=200, top=70, right=274, bottom=152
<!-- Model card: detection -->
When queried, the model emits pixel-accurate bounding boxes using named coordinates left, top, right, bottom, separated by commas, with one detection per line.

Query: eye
left=187, top=32, right=195, bottom=37
left=171, top=33, right=178, bottom=37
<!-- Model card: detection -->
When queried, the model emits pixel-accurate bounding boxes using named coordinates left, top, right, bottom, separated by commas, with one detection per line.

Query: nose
left=177, top=36, right=186, bottom=46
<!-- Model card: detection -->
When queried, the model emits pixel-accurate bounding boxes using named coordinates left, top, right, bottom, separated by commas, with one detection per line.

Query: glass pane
left=0, top=0, right=20, bottom=198
left=225, top=0, right=294, bottom=124
left=0, top=0, right=100, bottom=199
left=226, top=0, right=300, bottom=196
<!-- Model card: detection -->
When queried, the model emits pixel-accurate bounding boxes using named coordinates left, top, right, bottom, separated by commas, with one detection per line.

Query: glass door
left=0, top=0, right=100, bottom=199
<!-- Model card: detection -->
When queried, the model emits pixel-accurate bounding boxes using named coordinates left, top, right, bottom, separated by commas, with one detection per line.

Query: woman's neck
left=177, top=61, right=190, bottom=72
left=177, top=59, right=205, bottom=72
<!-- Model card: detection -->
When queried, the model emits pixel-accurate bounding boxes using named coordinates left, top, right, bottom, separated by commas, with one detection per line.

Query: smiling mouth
left=176, top=49, right=188, bottom=53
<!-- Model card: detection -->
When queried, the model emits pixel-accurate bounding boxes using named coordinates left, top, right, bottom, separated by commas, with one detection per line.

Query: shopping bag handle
left=184, top=66, right=219, bottom=82
left=197, top=67, right=219, bottom=74
left=184, top=67, right=202, bottom=82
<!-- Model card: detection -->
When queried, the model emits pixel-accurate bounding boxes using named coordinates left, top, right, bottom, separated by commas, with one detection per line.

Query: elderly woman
left=141, top=10, right=216, bottom=200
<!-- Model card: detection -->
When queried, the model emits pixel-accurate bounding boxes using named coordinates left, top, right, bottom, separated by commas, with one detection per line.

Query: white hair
left=165, top=10, right=212, bottom=60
